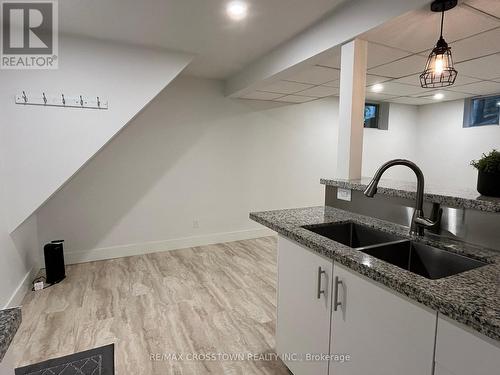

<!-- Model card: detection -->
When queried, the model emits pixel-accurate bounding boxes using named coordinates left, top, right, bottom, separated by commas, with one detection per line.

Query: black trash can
left=44, top=240, right=66, bottom=284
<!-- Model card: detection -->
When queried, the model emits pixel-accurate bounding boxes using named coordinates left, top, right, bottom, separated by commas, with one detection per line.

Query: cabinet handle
left=317, top=266, right=326, bottom=299
left=334, top=276, right=343, bottom=311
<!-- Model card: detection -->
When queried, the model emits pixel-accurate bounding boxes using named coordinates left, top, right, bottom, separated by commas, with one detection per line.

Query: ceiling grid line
left=239, top=0, right=500, bottom=105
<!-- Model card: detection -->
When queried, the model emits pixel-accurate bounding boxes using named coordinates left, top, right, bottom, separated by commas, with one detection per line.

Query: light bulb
left=226, top=1, right=248, bottom=21
left=434, top=55, right=444, bottom=75
left=371, top=84, right=384, bottom=93
left=433, top=93, right=444, bottom=100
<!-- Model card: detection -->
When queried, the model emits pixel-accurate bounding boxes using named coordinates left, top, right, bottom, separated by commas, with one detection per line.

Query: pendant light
left=420, top=0, right=458, bottom=88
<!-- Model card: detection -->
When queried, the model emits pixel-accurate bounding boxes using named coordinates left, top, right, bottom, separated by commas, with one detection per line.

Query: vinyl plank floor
left=9, top=236, right=291, bottom=375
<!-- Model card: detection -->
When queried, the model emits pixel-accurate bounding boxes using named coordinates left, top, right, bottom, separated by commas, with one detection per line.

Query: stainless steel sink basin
left=303, top=221, right=487, bottom=279
left=361, top=240, right=487, bottom=279
left=302, top=222, right=402, bottom=248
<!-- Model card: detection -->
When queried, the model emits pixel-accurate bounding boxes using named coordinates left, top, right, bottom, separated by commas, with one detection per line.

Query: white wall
left=416, top=100, right=500, bottom=190
left=37, top=76, right=337, bottom=261
left=0, top=35, right=192, bottom=233
left=363, top=103, right=419, bottom=181
left=0, top=135, right=39, bottom=308
left=35, top=76, right=419, bottom=262
left=0, top=166, right=39, bottom=307
left=0, top=35, right=192, bottom=307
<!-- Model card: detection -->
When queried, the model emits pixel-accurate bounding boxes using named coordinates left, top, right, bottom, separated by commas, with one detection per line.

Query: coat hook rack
left=15, top=91, right=109, bottom=110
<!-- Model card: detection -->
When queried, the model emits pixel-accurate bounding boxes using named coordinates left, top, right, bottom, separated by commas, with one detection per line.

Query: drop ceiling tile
left=365, top=92, right=399, bottom=101
left=260, top=80, right=314, bottom=94
left=393, top=73, right=481, bottom=87
left=466, top=0, right=500, bottom=18
left=440, top=90, right=474, bottom=100
left=450, top=27, right=500, bottom=63
left=368, top=54, right=428, bottom=78
left=448, top=81, right=500, bottom=95
left=323, top=76, right=393, bottom=87
left=417, top=49, right=433, bottom=60
left=389, top=96, right=435, bottom=105
left=274, top=95, right=317, bottom=103
left=240, top=91, right=284, bottom=100
left=366, top=75, right=393, bottom=86
left=454, top=73, right=492, bottom=86
left=287, top=66, right=340, bottom=85
left=323, top=79, right=340, bottom=88
left=363, top=4, right=500, bottom=53
left=317, top=48, right=341, bottom=69
left=367, top=42, right=412, bottom=68
left=392, top=75, right=421, bottom=87
left=297, top=85, right=339, bottom=97
left=412, top=90, right=472, bottom=101
left=368, top=82, right=423, bottom=96
left=455, top=54, right=500, bottom=80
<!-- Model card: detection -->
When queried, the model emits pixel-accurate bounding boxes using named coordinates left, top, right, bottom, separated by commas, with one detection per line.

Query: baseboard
left=5, top=265, right=40, bottom=309
left=65, top=228, right=276, bottom=264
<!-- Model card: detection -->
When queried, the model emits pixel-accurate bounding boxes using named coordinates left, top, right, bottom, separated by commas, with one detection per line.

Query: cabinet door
left=434, top=315, right=500, bottom=375
left=329, top=263, right=436, bottom=375
left=277, top=236, right=333, bottom=375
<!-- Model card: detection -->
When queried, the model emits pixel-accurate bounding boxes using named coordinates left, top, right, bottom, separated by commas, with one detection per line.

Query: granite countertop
left=250, top=206, right=500, bottom=341
left=0, top=307, right=21, bottom=362
left=321, top=177, right=500, bottom=213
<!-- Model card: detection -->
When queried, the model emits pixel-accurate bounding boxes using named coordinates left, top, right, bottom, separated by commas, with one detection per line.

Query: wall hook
left=15, top=92, right=108, bottom=109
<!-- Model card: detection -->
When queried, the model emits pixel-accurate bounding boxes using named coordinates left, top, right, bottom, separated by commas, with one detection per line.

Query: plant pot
left=477, top=170, right=500, bottom=197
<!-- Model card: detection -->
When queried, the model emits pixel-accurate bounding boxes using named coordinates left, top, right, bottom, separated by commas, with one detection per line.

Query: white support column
left=336, top=39, right=368, bottom=180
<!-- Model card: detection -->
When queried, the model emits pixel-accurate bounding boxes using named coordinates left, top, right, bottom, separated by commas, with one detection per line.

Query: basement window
left=463, top=94, right=500, bottom=127
left=364, top=102, right=389, bottom=130
left=364, top=103, right=379, bottom=128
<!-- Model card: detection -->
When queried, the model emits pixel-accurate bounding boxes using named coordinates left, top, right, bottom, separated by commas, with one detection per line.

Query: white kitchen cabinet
left=329, top=263, right=436, bottom=375
left=277, top=236, right=333, bottom=375
left=276, top=237, right=499, bottom=375
left=434, top=315, right=500, bottom=375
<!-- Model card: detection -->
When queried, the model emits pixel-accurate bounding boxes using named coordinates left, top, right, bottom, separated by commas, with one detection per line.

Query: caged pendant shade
left=420, top=0, right=458, bottom=88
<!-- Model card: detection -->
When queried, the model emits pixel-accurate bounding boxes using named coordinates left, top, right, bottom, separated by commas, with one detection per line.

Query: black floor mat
left=15, top=344, right=114, bottom=375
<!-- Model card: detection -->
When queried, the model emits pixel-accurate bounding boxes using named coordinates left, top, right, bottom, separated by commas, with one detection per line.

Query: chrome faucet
left=364, top=159, right=442, bottom=236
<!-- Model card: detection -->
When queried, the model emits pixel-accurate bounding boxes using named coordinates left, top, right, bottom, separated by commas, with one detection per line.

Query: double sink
left=303, top=222, right=487, bottom=280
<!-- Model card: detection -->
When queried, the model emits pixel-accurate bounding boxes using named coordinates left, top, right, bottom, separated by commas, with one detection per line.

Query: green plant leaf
left=471, top=149, right=500, bottom=173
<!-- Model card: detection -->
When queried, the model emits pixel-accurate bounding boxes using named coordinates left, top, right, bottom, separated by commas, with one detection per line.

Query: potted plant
left=471, top=150, right=500, bottom=197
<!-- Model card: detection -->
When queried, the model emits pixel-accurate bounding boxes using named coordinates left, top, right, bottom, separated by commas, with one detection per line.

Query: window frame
left=463, top=94, right=500, bottom=128
left=364, top=101, right=390, bottom=130
left=364, top=102, right=380, bottom=129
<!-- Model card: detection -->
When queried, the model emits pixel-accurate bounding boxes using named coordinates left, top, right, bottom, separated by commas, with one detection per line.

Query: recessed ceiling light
left=226, top=1, right=248, bottom=21
left=371, top=84, right=384, bottom=93
left=433, top=93, right=445, bottom=100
